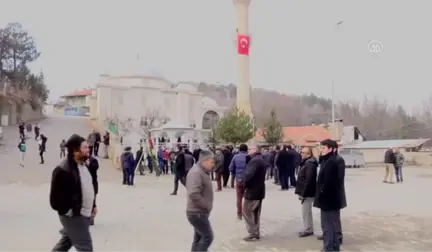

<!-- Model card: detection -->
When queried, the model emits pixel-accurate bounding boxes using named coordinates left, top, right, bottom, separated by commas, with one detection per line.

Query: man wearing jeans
left=186, top=150, right=215, bottom=252
left=314, top=139, right=343, bottom=252
left=229, top=144, right=249, bottom=220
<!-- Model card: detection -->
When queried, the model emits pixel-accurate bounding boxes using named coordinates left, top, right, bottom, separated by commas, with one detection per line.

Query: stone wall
left=0, top=100, right=43, bottom=126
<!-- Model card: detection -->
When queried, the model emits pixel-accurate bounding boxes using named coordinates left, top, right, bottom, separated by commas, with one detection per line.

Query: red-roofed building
left=61, top=89, right=93, bottom=98
left=60, top=89, right=94, bottom=116
left=255, top=125, right=333, bottom=147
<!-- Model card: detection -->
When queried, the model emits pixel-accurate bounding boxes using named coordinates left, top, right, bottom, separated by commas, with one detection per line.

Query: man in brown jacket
left=186, top=150, right=215, bottom=252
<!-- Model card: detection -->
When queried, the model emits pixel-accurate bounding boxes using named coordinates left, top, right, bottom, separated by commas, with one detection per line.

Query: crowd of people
left=47, top=125, right=349, bottom=252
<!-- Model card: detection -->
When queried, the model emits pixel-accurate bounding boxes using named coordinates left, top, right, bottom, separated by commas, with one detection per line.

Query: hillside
left=196, top=82, right=432, bottom=140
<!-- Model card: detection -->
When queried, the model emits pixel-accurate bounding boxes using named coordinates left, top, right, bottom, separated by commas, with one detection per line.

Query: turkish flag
left=237, top=34, right=250, bottom=56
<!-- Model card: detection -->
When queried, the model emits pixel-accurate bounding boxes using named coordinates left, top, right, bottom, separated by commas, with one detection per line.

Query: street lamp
left=331, top=20, right=344, bottom=139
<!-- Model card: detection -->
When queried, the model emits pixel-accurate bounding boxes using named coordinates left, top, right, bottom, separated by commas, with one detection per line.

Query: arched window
left=202, top=110, right=220, bottom=130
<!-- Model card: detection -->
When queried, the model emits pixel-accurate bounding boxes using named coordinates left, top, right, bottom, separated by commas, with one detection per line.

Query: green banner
left=106, top=122, right=119, bottom=136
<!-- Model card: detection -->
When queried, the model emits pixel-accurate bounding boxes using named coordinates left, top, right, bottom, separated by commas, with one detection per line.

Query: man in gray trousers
left=50, top=134, right=97, bottom=251
left=242, top=146, right=267, bottom=242
left=314, top=139, right=343, bottom=252
left=186, top=150, right=215, bottom=252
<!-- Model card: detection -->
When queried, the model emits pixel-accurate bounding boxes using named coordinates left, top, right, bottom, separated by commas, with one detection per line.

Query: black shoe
left=243, top=235, right=260, bottom=242
left=317, top=235, right=323, bottom=240
left=170, top=192, right=177, bottom=195
left=298, top=231, right=314, bottom=238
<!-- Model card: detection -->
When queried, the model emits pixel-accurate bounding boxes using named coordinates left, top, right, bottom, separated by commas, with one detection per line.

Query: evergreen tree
left=261, top=108, right=284, bottom=145
left=216, top=107, right=254, bottom=146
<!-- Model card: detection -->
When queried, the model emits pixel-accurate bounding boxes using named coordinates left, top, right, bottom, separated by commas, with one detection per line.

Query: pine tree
left=261, top=108, right=284, bottom=145
left=216, top=107, right=254, bottom=146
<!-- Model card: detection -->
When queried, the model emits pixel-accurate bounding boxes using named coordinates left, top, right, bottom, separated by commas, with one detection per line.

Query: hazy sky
left=0, top=0, right=430, bottom=111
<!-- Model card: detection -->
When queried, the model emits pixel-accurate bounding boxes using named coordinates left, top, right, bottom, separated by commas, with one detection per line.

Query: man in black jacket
left=314, top=139, right=342, bottom=252
left=317, top=144, right=347, bottom=244
left=93, top=131, right=101, bottom=156
left=242, top=146, right=267, bottom=242
left=383, top=147, right=396, bottom=183
left=87, top=155, right=99, bottom=226
left=276, top=145, right=296, bottom=190
left=50, top=134, right=97, bottom=251
left=295, top=146, right=318, bottom=237
left=171, top=146, right=186, bottom=195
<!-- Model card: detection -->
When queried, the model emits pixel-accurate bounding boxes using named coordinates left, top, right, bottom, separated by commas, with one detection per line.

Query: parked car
left=339, top=149, right=365, bottom=168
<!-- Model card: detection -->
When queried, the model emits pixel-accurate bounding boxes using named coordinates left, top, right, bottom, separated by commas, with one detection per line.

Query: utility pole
left=332, top=20, right=343, bottom=140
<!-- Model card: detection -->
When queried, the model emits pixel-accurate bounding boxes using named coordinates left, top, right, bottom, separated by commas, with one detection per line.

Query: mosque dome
left=102, top=56, right=165, bottom=79
left=173, top=82, right=198, bottom=93
left=201, top=97, right=218, bottom=107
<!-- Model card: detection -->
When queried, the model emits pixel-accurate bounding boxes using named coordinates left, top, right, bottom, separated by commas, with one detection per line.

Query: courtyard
left=0, top=115, right=431, bottom=251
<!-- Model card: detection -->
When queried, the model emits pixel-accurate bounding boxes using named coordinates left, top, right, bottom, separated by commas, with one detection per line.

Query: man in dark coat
left=94, top=131, right=101, bottom=156
left=286, top=145, right=298, bottom=187
left=314, top=139, right=343, bottom=252
left=276, top=145, right=296, bottom=190
left=242, top=146, right=267, bottom=242
left=39, top=134, right=48, bottom=164
left=135, top=146, right=145, bottom=175
left=383, top=147, right=396, bottom=183
left=86, top=155, right=99, bottom=225
left=295, top=146, right=318, bottom=237
left=121, top=146, right=135, bottom=186
left=222, top=147, right=233, bottom=188
left=171, top=146, right=187, bottom=195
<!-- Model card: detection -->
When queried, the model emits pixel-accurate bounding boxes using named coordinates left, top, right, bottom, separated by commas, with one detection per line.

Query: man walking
left=18, top=121, right=25, bottom=139
left=86, top=155, right=99, bottom=226
left=34, top=123, right=40, bottom=140
left=171, top=146, right=187, bottom=195
left=242, top=146, right=267, bottom=242
left=135, top=146, right=145, bottom=176
left=50, top=134, right=97, bottom=251
left=229, top=144, right=248, bottom=220
left=186, top=150, right=215, bottom=252
left=87, top=131, right=96, bottom=156
left=93, top=131, right=101, bottom=156
left=18, top=138, right=26, bottom=167
left=383, top=147, right=396, bottom=183
left=214, top=148, right=225, bottom=191
left=314, top=139, right=343, bottom=252
left=39, top=134, right=48, bottom=164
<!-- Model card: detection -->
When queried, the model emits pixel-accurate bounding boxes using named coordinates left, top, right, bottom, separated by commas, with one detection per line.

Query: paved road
left=1, top=115, right=432, bottom=251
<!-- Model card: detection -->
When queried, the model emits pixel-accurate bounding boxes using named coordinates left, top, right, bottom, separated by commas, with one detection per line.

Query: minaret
left=234, top=0, right=252, bottom=116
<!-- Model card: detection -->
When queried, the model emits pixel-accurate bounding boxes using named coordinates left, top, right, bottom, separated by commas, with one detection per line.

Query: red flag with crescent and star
left=237, top=34, right=250, bottom=56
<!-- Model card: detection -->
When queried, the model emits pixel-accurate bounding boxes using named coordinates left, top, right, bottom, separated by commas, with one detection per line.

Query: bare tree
left=139, top=108, right=169, bottom=139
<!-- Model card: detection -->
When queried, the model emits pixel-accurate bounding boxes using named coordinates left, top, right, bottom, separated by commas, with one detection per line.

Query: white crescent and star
left=240, top=38, right=249, bottom=48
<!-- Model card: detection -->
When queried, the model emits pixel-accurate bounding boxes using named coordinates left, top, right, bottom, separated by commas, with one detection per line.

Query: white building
left=95, top=69, right=226, bottom=148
